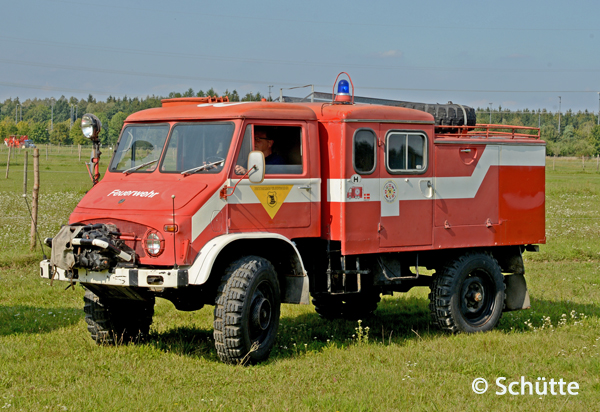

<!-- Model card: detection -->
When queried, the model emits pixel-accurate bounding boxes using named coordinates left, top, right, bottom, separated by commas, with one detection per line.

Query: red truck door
left=379, top=128, right=434, bottom=248
left=227, top=122, right=317, bottom=232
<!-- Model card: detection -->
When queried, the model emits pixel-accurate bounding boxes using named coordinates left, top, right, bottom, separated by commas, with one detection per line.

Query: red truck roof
left=127, top=101, right=317, bottom=122
left=125, top=100, right=434, bottom=124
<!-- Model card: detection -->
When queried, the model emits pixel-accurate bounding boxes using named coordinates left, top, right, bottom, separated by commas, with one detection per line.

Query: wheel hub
left=463, top=278, right=486, bottom=313
left=251, top=296, right=272, bottom=331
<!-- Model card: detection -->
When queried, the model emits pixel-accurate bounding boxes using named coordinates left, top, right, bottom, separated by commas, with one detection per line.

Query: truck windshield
left=160, top=122, right=235, bottom=174
left=110, top=124, right=170, bottom=173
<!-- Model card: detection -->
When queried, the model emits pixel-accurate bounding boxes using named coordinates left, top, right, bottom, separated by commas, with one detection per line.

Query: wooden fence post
left=30, top=148, right=40, bottom=251
left=46, top=145, right=48, bottom=161
left=5, top=146, right=11, bottom=178
left=582, top=155, right=585, bottom=170
left=23, top=150, right=28, bottom=194
left=78, top=144, right=82, bottom=161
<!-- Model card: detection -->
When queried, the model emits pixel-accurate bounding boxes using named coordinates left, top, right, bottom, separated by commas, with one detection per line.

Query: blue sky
left=1, top=0, right=599, bottom=112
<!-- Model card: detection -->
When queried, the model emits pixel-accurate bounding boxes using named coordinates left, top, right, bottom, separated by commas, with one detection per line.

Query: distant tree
left=108, top=112, right=128, bottom=145
left=183, top=88, right=194, bottom=97
left=561, top=125, right=575, bottom=141
left=224, top=89, right=240, bottom=102
left=53, top=96, right=70, bottom=123
left=506, top=117, right=523, bottom=127
left=76, top=99, right=88, bottom=120
left=196, top=90, right=205, bottom=97
left=29, top=122, right=50, bottom=144
left=0, top=119, right=18, bottom=139
left=49, top=121, right=71, bottom=145
left=575, top=121, right=594, bottom=140
left=96, top=112, right=109, bottom=145
left=17, top=121, right=31, bottom=137
left=70, top=119, right=88, bottom=145
left=241, top=92, right=264, bottom=102
left=206, top=87, right=217, bottom=97
left=0, top=121, right=8, bottom=141
left=573, top=138, right=594, bottom=157
left=26, top=104, right=51, bottom=124
left=545, top=140, right=559, bottom=156
left=590, top=125, right=600, bottom=156
left=104, top=101, right=119, bottom=119
left=541, top=124, right=558, bottom=143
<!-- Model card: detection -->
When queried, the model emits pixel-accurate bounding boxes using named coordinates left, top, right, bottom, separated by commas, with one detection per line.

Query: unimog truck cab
left=40, top=75, right=545, bottom=364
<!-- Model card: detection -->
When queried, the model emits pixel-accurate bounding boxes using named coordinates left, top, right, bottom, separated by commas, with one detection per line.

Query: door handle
left=298, top=185, right=311, bottom=191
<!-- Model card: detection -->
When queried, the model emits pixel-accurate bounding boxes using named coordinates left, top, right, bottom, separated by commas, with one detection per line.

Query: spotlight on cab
left=81, top=113, right=102, bottom=141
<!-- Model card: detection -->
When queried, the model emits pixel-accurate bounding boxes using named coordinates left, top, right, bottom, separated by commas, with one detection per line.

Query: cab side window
left=353, top=129, right=376, bottom=174
left=235, top=125, right=303, bottom=175
left=386, top=132, right=427, bottom=173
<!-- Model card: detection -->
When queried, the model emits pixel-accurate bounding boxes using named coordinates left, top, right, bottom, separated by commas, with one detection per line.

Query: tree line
left=475, top=106, right=600, bottom=157
left=0, top=88, right=264, bottom=147
left=1, top=89, right=599, bottom=156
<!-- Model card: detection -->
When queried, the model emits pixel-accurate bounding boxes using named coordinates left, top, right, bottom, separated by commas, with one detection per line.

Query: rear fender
left=504, top=273, right=531, bottom=311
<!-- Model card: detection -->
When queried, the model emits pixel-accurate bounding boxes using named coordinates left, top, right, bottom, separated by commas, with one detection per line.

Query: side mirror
left=247, top=151, right=265, bottom=183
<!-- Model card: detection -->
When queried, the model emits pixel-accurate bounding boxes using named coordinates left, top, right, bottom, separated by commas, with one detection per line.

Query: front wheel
left=429, top=252, right=505, bottom=333
left=83, top=289, right=155, bottom=344
left=213, top=256, right=281, bottom=364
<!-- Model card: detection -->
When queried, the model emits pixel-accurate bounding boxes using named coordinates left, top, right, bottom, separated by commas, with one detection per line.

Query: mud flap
left=503, top=273, right=531, bottom=311
left=281, top=275, right=310, bottom=304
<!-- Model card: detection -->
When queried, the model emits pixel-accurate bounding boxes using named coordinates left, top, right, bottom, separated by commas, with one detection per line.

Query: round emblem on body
left=383, top=181, right=398, bottom=203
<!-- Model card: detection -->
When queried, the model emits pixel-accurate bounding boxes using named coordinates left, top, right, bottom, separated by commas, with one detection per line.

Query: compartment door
left=379, top=130, right=433, bottom=248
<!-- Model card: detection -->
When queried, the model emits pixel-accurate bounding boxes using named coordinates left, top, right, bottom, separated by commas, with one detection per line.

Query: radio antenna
left=172, top=195, right=178, bottom=269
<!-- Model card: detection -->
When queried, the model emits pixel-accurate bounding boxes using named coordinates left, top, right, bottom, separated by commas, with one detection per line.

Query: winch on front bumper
left=39, top=260, right=188, bottom=288
left=41, top=222, right=189, bottom=288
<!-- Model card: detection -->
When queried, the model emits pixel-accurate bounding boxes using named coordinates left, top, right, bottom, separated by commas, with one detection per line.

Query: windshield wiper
left=122, top=159, right=158, bottom=175
left=181, top=159, right=225, bottom=176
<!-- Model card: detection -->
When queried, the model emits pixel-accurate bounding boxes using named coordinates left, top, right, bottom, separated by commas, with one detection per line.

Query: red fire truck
left=40, top=75, right=545, bottom=364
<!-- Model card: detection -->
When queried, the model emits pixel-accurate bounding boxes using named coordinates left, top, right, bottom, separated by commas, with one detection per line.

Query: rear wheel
left=429, top=252, right=505, bottom=333
left=213, top=256, right=281, bottom=364
left=83, top=289, right=155, bottom=344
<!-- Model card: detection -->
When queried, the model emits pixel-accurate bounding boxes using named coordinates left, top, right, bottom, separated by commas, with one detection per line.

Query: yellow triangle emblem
left=250, top=185, right=293, bottom=219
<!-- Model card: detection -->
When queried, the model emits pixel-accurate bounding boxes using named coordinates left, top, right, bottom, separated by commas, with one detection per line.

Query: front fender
left=187, top=233, right=310, bottom=304
left=188, top=233, right=307, bottom=284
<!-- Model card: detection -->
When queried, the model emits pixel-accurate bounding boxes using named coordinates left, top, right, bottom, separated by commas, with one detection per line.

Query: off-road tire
left=312, top=290, right=381, bottom=320
left=429, top=252, right=505, bottom=333
left=83, top=289, right=155, bottom=344
left=213, top=256, right=281, bottom=365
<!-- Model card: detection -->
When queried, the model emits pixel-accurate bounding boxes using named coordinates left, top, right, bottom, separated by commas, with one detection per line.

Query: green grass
left=1, top=148, right=600, bottom=410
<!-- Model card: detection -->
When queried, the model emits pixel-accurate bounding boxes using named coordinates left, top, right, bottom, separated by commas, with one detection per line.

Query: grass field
left=1, top=147, right=599, bottom=411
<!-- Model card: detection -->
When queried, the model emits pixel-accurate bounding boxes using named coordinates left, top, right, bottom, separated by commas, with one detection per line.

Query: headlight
left=144, top=231, right=164, bottom=257
left=81, top=113, right=102, bottom=141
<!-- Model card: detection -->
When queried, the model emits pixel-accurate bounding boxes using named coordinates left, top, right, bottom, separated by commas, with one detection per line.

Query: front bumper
left=39, top=259, right=188, bottom=288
